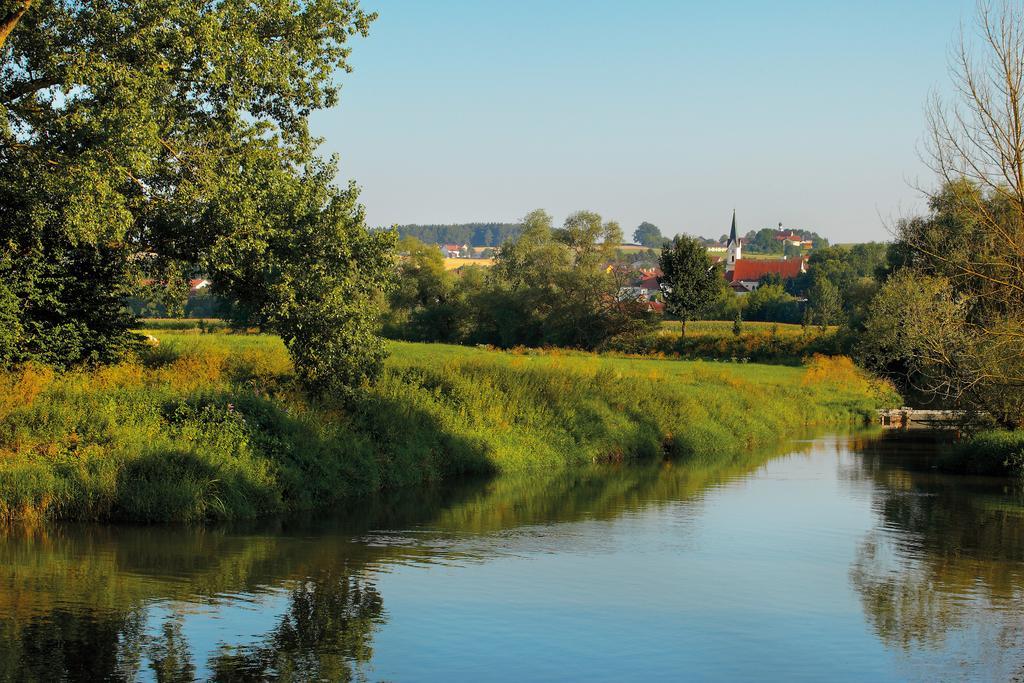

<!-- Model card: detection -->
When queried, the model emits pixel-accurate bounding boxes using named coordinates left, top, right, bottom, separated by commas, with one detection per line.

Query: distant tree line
left=393, top=223, right=524, bottom=247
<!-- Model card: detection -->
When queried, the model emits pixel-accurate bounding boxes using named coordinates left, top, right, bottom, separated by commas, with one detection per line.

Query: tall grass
left=0, top=334, right=899, bottom=523
left=939, top=430, right=1024, bottom=477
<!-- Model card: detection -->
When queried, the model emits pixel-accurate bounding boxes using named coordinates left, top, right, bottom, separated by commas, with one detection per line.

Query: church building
left=723, top=211, right=807, bottom=293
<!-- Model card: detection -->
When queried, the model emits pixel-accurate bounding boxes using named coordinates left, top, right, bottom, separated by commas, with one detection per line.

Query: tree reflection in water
left=207, top=567, right=384, bottom=681
left=0, top=568, right=384, bottom=682
left=146, top=617, right=195, bottom=682
left=0, top=607, right=147, bottom=682
left=847, top=432, right=1024, bottom=674
left=0, top=439, right=794, bottom=680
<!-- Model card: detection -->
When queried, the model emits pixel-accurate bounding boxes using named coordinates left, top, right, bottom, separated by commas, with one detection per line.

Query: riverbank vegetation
left=858, top=3, right=1024, bottom=432
left=0, top=331, right=897, bottom=523
left=938, top=431, right=1024, bottom=478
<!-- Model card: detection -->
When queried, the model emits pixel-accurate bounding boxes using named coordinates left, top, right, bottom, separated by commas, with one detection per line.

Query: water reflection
left=206, top=568, right=384, bottom=682
left=4, top=433, right=1024, bottom=680
left=846, top=432, right=1024, bottom=675
left=0, top=444, right=785, bottom=680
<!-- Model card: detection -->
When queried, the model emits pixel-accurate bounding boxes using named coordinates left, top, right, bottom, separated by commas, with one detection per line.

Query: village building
left=189, top=278, right=212, bottom=293
left=620, top=213, right=809, bottom=306
left=440, top=243, right=470, bottom=258
left=724, top=212, right=807, bottom=293
left=617, top=268, right=662, bottom=303
left=773, top=226, right=814, bottom=249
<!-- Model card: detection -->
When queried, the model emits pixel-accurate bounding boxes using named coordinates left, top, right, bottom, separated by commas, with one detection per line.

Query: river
left=2, top=432, right=1023, bottom=681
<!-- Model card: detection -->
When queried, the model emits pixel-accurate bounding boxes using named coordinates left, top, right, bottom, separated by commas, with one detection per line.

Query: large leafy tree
left=632, top=221, right=665, bottom=248
left=658, top=235, right=721, bottom=335
left=0, top=0, right=394, bottom=391
left=860, top=2, right=1024, bottom=427
left=862, top=185, right=1024, bottom=427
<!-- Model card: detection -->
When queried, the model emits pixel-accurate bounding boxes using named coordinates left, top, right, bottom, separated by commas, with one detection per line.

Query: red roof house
left=725, top=258, right=806, bottom=283
left=637, top=275, right=661, bottom=292
left=644, top=300, right=665, bottom=314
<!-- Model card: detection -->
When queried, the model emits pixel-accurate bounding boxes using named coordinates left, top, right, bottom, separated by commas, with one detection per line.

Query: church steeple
left=726, top=210, right=741, bottom=272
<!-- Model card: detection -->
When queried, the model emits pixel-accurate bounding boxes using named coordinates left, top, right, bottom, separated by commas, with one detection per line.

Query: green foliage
left=557, top=210, right=623, bottom=267
left=659, top=236, right=721, bottom=334
left=807, top=271, right=842, bottom=329
left=606, top=322, right=849, bottom=363
left=1, top=0, right=392, bottom=394
left=633, top=221, right=666, bottom=248
left=394, top=223, right=523, bottom=247
left=744, top=283, right=801, bottom=323
left=0, top=232, right=140, bottom=367
left=788, top=243, right=888, bottom=325
left=135, top=318, right=228, bottom=332
left=0, top=278, right=21, bottom=360
left=859, top=271, right=962, bottom=381
left=732, top=313, right=743, bottom=337
left=208, top=160, right=396, bottom=396
left=0, top=333, right=896, bottom=523
left=386, top=209, right=654, bottom=350
left=861, top=181, right=1024, bottom=427
left=939, top=430, right=1024, bottom=477
left=743, top=228, right=785, bottom=254
left=703, top=284, right=746, bottom=320
left=384, top=236, right=474, bottom=343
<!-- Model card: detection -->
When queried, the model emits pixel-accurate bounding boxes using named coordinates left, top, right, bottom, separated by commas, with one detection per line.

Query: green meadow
left=0, top=326, right=899, bottom=523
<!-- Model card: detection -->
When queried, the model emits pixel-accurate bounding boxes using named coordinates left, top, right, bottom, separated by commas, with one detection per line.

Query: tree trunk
left=0, top=0, right=31, bottom=50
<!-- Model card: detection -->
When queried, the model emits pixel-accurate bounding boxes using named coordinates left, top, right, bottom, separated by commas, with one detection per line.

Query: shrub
left=940, top=430, right=1024, bottom=477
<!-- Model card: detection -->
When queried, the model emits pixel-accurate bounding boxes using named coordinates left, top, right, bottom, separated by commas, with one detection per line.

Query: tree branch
left=1, top=75, right=57, bottom=105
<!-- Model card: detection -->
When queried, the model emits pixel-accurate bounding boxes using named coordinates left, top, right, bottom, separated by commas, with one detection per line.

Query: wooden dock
left=877, top=408, right=964, bottom=430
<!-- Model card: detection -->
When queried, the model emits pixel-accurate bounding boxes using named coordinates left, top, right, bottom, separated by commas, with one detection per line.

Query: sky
left=311, top=0, right=974, bottom=243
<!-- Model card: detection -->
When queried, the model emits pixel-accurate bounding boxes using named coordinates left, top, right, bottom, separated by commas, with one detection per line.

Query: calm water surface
left=3, top=433, right=1024, bottom=681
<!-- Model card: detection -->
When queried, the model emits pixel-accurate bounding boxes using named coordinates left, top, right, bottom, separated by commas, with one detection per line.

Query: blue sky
left=311, top=0, right=972, bottom=242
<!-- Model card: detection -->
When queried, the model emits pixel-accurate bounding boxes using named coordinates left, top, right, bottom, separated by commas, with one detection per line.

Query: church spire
left=726, top=210, right=741, bottom=272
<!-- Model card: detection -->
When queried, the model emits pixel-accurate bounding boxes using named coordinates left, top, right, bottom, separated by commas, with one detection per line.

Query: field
left=615, top=245, right=660, bottom=253
left=444, top=257, right=494, bottom=270
left=0, top=326, right=898, bottom=523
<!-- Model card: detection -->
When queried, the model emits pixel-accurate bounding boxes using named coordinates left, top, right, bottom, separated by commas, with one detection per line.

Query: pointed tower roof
left=728, top=210, right=738, bottom=245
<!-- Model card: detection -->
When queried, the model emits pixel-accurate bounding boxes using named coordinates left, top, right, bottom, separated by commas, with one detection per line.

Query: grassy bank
left=939, top=430, right=1024, bottom=477
left=0, top=330, right=898, bottom=523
